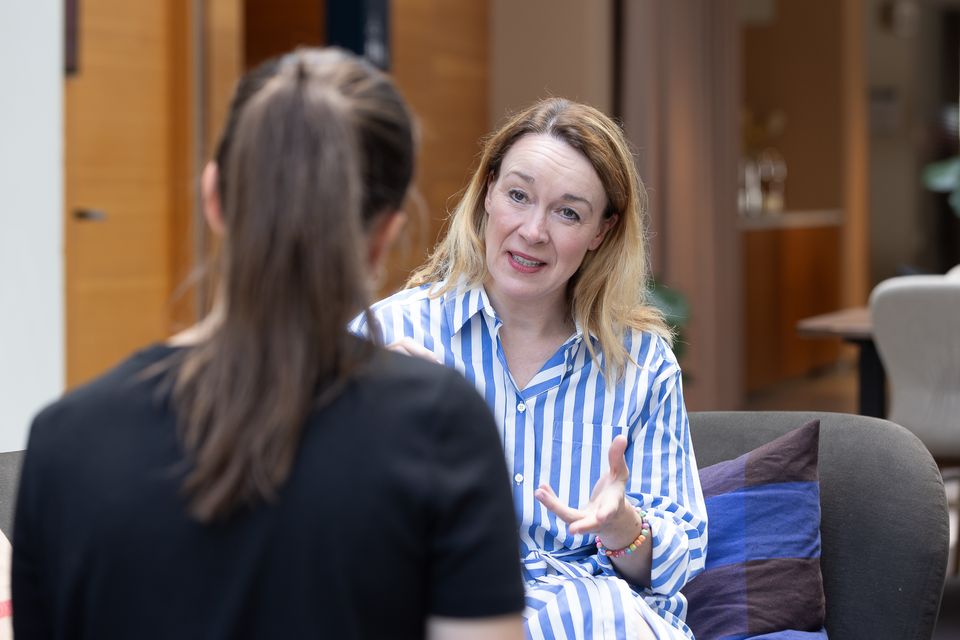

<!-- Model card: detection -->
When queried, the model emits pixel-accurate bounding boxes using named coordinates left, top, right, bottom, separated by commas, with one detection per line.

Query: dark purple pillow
left=681, top=420, right=827, bottom=640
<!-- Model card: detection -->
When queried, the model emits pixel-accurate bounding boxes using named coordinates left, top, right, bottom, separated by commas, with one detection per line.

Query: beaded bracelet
left=595, top=509, right=651, bottom=559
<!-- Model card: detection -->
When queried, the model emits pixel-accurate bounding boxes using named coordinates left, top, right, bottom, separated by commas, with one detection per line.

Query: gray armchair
left=690, top=412, right=949, bottom=640
left=0, top=452, right=21, bottom=539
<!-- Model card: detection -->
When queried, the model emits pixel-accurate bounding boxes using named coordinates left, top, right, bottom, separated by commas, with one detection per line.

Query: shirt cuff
left=594, top=509, right=692, bottom=596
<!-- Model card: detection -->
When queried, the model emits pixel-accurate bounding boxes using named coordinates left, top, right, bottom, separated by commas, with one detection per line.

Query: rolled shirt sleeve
left=596, top=355, right=708, bottom=599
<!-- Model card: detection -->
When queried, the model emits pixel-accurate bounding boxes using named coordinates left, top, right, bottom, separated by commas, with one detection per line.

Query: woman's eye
left=558, top=207, right=581, bottom=222
left=508, top=189, right=527, bottom=203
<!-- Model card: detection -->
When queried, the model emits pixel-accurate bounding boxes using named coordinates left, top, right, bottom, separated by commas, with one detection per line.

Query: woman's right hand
left=535, top=435, right=637, bottom=542
left=388, top=337, right=442, bottom=364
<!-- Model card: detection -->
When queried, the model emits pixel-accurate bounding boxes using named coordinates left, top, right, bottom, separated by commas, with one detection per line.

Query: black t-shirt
left=12, top=343, right=524, bottom=639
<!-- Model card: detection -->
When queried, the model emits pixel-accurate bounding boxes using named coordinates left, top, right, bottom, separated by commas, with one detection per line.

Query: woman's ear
left=588, top=213, right=618, bottom=251
left=367, top=209, right=407, bottom=277
left=201, top=161, right=226, bottom=236
left=484, top=171, right=496, bottom=213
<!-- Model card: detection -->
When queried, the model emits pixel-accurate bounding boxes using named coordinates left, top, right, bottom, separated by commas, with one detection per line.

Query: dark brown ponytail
left=173, top=49, right=414, bottom=521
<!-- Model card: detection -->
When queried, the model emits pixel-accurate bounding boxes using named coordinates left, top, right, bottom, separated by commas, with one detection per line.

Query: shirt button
left=567, top=364, right=573, bottom=371
left=514, top=473, right=524, bottom=484
left=517, top=402, right=526, bottom=413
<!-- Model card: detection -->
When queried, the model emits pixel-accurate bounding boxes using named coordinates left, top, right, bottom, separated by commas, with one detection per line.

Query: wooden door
left=65, top=1, right=187, bottom=387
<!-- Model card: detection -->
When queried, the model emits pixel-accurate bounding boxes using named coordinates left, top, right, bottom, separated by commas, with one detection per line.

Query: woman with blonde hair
left=356, top=98, right=707, bottom=639
left=12, top=48, right=524, bottom=640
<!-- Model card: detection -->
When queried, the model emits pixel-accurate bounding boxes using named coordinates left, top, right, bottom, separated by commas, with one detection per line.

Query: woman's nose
left=518, top=210, right=548, bottom=244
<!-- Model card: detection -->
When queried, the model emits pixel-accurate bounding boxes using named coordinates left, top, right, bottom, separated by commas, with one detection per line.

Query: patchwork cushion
left=681, top=420, right=826, bottom=640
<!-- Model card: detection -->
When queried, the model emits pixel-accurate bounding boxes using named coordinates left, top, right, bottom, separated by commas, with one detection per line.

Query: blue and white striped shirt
left=353, top=282, right=707, bottom=639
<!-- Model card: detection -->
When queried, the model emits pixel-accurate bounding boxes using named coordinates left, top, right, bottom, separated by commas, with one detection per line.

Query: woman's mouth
left=509, top=252, right=545, bottom=271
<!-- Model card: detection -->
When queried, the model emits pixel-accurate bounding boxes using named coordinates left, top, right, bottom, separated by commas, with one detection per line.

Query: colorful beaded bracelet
left=595, top=509, right=650, bottom=559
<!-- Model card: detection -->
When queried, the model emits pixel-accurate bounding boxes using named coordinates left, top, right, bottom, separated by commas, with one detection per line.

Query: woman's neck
left=484, top=284, right=573, bottom=341
left=484, top=284, right=575, bottom=390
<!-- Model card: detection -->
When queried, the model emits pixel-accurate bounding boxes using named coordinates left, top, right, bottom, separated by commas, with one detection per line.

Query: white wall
left=0, top=1, right=64, bottom=451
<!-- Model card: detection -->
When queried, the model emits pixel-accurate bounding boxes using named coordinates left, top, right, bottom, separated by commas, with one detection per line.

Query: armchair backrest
left=0, top=451, right=22, bottom=539
left=870, top=275, right=960, bottom=460
left=689, top=411, right=948, bottom=640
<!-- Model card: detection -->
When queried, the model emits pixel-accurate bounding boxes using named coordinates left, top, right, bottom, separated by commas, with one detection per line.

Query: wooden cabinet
left=743, top=215, right=843, bottom=393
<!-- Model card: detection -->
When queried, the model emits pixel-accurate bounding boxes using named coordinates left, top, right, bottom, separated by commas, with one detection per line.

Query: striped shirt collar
left=441, top=280, right=597, bottom=350
left=441, top=280, right=496, bottom=336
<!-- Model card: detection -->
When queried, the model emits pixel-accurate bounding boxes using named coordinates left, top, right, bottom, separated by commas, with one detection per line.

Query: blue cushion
left=681, top=420, right=827, bottom=640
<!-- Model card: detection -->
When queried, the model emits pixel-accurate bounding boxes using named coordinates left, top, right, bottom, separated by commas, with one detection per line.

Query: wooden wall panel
left=779, top=226, right=842, bottom=377
left=385, top=0, right=489, bottom=294
left=743, top=225, right=841, bottom=393
left=841, top=0, right=870, bottom=307
left=65, top=0, right=179, bottom=386
left=168, top=0, right=245, bottom=327
left=244, top=0, right=324, bottom=70
left=743, top=229, right=782, bottom=392
left=169, top=0, right=198, bottom=330
left=187, top=0, right=244, bottom=315
left=206, top=0, right=244, bottom=158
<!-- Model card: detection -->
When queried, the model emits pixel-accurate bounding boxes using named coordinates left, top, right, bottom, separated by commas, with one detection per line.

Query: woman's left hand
left=535, top=435, right=641, bottom=549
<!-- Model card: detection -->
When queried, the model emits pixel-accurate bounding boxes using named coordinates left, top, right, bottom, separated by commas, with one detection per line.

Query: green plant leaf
left=647, top=281, right=689, bottom=328
left=948, top=187, right=960, bottom=218
left=922, top=156, right=960, bottom=192
left=647, top=280, right=690, bottom=360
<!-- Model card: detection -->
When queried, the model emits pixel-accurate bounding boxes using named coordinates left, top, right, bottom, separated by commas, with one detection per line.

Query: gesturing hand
left=535, top=435, right=640, bottom=547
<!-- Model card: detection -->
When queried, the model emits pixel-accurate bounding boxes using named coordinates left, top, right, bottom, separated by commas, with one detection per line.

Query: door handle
left=73, top=208, right=107, bottom=222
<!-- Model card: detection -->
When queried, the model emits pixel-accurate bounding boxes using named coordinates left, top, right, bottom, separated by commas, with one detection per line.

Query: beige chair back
left=870, top=275, right=960, bottom=460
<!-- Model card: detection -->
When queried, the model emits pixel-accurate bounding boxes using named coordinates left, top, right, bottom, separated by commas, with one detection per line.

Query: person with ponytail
left=12, top=48, right=523, bottom=640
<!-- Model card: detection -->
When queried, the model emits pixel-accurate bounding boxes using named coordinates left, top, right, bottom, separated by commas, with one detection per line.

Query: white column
left=0, top=1, right=64, bottom=451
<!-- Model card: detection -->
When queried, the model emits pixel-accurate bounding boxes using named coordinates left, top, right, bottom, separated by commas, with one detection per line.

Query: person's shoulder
left=29, top=343, right=175, bottom=445
left=360, top=347, right=486, bottom=414
left=623, top=327, right=680, bottom=372
left=354, top=282, right=455, bottom=339
left=363, top=345, right=461, bottom=389
left=369, top=282, right=441, bottom=313
left=352, top=283, right=442, bottom=334
left=364, top=349, right=500, bottom=450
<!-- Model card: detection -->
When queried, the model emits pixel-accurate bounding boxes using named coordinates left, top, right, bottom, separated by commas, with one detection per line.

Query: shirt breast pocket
left=546, top=420, right=627, bottom=508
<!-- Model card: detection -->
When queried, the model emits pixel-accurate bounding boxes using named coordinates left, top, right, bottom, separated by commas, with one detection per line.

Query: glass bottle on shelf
left=758, top=147, right=787, bottom=214
left=739, top=155, right=763, bottom=216
left=740, top=108, right=787, bottom=217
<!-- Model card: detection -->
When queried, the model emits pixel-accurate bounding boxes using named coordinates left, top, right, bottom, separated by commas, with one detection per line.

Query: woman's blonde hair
left=408, top=98, right=670, bottom=380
